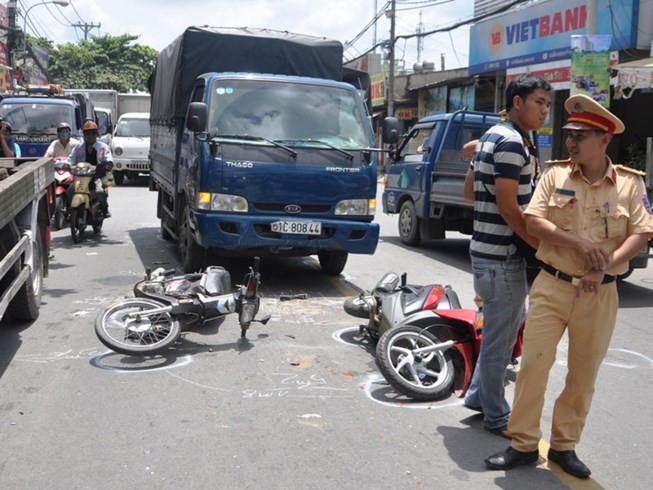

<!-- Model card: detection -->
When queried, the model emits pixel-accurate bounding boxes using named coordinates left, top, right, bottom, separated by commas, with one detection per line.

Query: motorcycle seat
left=200, top=266, right=231, bottom=296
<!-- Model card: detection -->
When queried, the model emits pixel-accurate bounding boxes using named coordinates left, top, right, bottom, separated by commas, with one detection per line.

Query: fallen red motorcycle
left=344, top=272, right=524, bottom=401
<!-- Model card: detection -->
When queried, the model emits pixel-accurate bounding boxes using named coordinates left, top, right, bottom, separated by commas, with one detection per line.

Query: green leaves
left=47, top=34, right=158, bottom=93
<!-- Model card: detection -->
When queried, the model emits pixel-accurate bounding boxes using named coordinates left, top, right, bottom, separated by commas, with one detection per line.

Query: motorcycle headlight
left=335, top=198, right=375, bottom=216
left=114, top=147, right=123, bottom=156
left=197, top=192, right=248, bottom=212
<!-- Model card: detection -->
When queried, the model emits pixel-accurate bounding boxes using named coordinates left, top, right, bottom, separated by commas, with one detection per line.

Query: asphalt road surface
left=1, top=179, right=651, bottom=489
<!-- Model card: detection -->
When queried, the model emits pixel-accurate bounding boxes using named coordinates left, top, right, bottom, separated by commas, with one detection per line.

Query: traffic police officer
left=485, top=94, right=653, bottom=478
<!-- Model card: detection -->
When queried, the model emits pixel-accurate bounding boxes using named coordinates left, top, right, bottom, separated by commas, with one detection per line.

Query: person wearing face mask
left=45, top=122, right=80, bottom=158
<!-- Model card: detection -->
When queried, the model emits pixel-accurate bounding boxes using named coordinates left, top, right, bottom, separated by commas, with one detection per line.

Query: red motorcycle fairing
left=397, top=308, right=481, bottom=397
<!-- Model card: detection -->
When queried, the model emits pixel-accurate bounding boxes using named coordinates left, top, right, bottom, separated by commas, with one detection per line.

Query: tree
left=47, top=34, right=158, bottom=92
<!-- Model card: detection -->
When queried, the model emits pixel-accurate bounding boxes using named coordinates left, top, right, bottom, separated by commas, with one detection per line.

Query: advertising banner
left=418, top=85, right=447, bottom=118
left=469, top=0, right=636, bottom=75
left=570, top=35, right=611, bottom=107
left=371, top=72, right=385, bottom=107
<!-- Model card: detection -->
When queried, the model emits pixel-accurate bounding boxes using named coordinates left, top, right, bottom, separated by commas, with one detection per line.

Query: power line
left=68, top=0, right=86, bottom=24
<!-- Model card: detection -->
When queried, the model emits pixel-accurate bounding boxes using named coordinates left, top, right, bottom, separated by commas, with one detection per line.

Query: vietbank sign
left=469, top=0, right=637, bottom=75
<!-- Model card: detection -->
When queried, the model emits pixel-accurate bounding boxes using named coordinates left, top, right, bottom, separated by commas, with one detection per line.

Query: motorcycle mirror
left=400, top=273, right=407, bottom=287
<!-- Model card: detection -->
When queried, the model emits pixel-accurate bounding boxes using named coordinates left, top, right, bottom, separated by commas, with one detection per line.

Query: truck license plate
left=270, top=221, right=321, bottom=235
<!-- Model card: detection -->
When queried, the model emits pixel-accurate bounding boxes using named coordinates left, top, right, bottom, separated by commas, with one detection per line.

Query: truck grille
left=254, top=203, right=331, bottom=213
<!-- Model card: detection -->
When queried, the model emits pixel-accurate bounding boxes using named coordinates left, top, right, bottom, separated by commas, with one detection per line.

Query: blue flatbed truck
left=149, top=26, right=379, bottom=274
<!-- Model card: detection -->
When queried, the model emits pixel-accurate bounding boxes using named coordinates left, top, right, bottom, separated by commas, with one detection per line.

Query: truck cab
left=0, top=87, right=98, bottom=157
left=383, top=110, right=498, bottom=245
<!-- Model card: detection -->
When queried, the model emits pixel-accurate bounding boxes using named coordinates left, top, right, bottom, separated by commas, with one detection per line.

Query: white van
left=110, top=112, right=150, bottom=185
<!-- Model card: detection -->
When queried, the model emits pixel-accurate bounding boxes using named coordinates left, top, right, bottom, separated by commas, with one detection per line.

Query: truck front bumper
left=193, top=213, right=379, bottom=255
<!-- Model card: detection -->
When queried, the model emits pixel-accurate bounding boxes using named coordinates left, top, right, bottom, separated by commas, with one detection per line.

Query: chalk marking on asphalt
left=164, top=368, right=229, bottom=391
left=90, top=352, right=192, bottom=373
left=362, top=373, right=463, bottom=410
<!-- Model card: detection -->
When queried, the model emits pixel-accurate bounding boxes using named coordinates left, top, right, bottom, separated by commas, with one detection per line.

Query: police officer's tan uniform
left=505, top=95, right=653, bottom=460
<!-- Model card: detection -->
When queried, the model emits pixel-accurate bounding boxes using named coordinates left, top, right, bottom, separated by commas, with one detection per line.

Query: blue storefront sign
left=469, top=0, right=638, bottom=75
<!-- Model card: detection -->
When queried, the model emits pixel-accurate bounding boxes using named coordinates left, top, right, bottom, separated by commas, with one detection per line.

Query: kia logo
left=284, top=204, right=302, bottom=214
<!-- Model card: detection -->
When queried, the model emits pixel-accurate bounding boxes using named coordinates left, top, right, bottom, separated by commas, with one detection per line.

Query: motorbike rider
left=0, top=117, right=16, bottom=158
left=45, top=122, right=80, bottom=158
left=69, top=120, right=113, bottom=218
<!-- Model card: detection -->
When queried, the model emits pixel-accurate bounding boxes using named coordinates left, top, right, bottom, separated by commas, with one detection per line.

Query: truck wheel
left=7, top=227, right=44, bottom=322
left=113, top=171, right=125, bottom=185
left=398, top=201, right=421, bottom=246
left=179, top=205, right=206, bottom=272
left=318, top=250, right=348, bottom=275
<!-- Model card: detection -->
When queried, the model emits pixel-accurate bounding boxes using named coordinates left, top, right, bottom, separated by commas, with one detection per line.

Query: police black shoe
left=485, top=447, right=539, bottom=470
left=547, top=449, right=591, bottom=479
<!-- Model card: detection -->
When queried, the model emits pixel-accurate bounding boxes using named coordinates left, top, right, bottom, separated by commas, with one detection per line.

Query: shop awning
left=614, top=57, right=653, bottom=98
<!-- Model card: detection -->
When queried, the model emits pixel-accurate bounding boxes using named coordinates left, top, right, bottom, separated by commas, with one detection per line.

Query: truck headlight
left=335, top=198, right=375, bottom=216
left=114, top=147, right=123, bottom=156
left=198, top=192, right=248, bottom=212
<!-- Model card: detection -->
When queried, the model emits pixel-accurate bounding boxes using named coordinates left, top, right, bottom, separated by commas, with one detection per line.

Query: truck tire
left=7, top=227, right=44, bottom=322
left=113, top=171, right=124, bottom=185
left=179, top=204, right=207, bottom=272
left=318, top=250, right=348, bottom=275
left=398, top=200, right=421, bottom=246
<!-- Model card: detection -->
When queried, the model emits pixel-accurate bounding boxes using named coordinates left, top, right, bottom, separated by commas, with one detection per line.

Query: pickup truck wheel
left=7, top=227, right=44, bottom=322
left=616, top=267, right=633, bottom=281
left=398, top=201, right=421, bottom=246
left=318, top=250, right=348, bottom=275
left=179, top=206, right=206, bottom=272
left=113, top=171, right=124, bottom=185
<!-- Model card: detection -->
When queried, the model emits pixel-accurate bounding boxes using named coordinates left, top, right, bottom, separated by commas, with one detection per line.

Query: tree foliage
left=45, top=34, right=158, bottom=92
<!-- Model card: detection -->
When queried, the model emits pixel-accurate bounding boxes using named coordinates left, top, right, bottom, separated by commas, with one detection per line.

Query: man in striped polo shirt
left=463, top=74, right=551, bottom=438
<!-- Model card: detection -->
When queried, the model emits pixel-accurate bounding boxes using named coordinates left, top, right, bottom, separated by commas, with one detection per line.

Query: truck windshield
left=115, top=118, right=150, bottom=137
left=208, top=79, right=371, bottom=150
left=0, top=102, right=73, bottom=135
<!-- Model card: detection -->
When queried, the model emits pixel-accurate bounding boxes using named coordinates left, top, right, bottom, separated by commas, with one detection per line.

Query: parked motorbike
left=69, top=162, right=111, bottom=243
left=95, top=258, right=270, bottom=356
left=344, top=272, right=523, bottom=401
left=52, top=156, right=74, bottom=230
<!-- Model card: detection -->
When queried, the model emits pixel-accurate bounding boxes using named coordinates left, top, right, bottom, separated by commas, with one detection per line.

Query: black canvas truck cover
left=149, top=26, right=344, bottom=121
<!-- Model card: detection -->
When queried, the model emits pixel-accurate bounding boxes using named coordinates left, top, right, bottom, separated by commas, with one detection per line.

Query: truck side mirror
left=382, top=117, right=399, bottom=144
left=187, top=102, right=208, bottom=132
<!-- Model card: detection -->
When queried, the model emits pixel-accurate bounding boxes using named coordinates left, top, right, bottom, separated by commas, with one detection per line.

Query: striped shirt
left=469, top=121, right=533, bottom=260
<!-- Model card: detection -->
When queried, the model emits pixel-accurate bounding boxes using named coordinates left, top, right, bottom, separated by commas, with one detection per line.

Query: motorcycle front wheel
left=54, top=196, right=67, bottom=230
left=95, top=298, right=181, bottom=356
left=376, top=325, right=454, bottom=401
left=70, top=206, right=86, bottom=243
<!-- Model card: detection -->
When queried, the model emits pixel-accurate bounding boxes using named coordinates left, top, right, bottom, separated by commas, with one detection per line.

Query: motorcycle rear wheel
left=376, top=325, right=454, bottom=401
left=95, top=298, right=181, bottom=356
left=70, top=207, right=86, bottom=243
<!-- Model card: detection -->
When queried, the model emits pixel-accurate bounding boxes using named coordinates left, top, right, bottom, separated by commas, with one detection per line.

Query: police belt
left=540, top=262, right=616, bottom=285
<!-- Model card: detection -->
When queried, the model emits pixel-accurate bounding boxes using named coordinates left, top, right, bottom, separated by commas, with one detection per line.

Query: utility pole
left=387, top=0, right=396, bottom=117
left=586, top=0, right=596, bottom=35
left=7, top=0, right=17, bottom=88
left=72, top=21, right=100, bottom=40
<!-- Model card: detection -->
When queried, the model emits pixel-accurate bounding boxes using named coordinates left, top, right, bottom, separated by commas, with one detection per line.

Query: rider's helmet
left=57, top=121, right=71, bottom=131
left=82, top=120, right=99, bottom=132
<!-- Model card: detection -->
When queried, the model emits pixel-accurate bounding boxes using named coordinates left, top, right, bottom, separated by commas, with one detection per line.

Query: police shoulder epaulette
left=544, top=159, right=571, bottom=166
left=615, top=164, right=646, bottom=176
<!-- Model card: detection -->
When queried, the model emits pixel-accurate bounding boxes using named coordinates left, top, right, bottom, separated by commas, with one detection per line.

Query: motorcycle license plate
left=270, top=220, right=321, bottom=235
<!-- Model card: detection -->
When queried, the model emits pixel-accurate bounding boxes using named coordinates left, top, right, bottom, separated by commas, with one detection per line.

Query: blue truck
left=149, top=27, right=379, bottom=274
left=0, top=85, right=96, bottom=157
left=382, top=110, right=499, bottom=245
left=382, top=111, right=650, bottom=279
